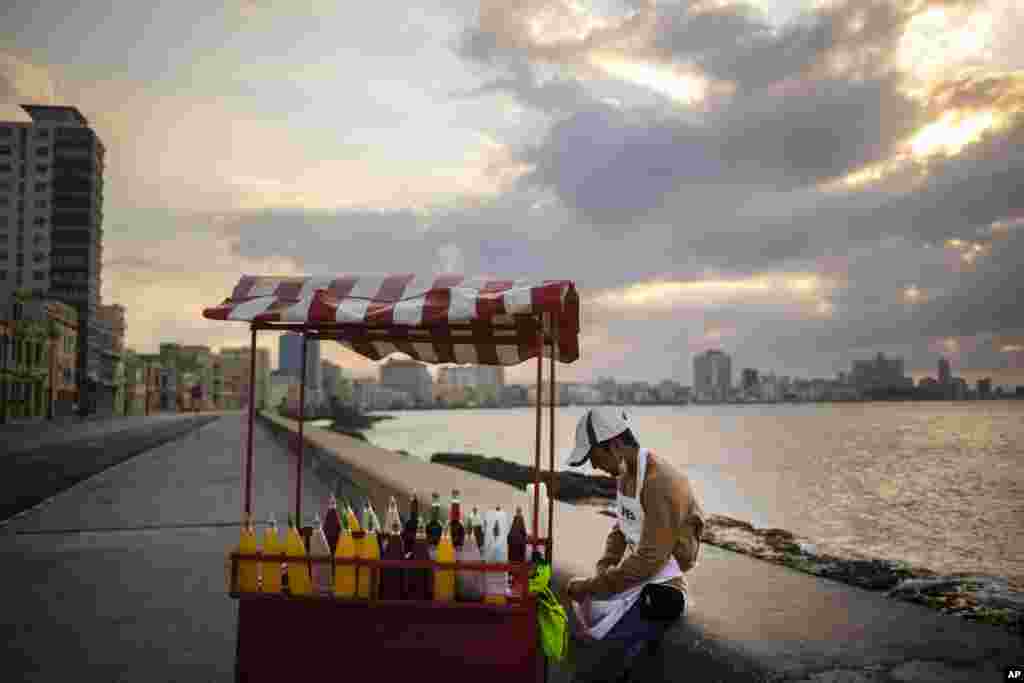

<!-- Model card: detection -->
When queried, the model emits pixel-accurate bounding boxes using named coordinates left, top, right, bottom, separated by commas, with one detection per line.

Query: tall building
left=938, top=357, right=951, bottom=385
left=380, top=358, right=433, bottom=406
left=1, top=105, right=106, bottom=408
left=219, top=346, right=271, bottom=410
left=278, top=332, right=321, bottom=388
left=96, top=303, right=125, bottom=415
left=436, top=365, right=505, bottom=388
left=694, top=350, right=732, bottom=402
left=851, top=353, right=911, bottom=393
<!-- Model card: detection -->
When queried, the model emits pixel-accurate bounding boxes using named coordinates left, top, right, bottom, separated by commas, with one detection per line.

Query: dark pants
left=570, top=593, right=685, bottom=683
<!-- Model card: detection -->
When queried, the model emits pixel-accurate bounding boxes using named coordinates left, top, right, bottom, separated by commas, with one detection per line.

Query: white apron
left=578, top=449, right=682, bottom=640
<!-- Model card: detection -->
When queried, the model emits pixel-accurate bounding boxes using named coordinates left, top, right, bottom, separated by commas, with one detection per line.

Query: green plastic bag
left=529, top=562, right=568, bottom=662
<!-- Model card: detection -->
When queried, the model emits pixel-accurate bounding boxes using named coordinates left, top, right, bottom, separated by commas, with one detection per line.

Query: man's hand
left=566, top=577, right=589, bottom=602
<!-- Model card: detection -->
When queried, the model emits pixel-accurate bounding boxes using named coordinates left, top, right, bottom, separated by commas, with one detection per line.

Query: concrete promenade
left=1, top=411, right=1019, bottom=682
left=0, top=412, right=334, bottom=682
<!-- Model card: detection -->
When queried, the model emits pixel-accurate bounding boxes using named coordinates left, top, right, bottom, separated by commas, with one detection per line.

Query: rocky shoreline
left=431, top=451, right=1023, bottom=635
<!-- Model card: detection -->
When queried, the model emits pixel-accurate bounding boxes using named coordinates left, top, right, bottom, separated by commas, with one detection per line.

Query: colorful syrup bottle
left=236, top=515, right=260, bottom=593
left=404, top=515, right=432, bottom=600
left=484, top=511, right=508, bottom=606
left=379, top=497, right=405, bottom=600
left=426, top=492, right=443, bottom=553
left=470, top=506, right=486, bottom=550
left=357, top=505, right=380, bottom=599
left=456, top=515, right=485, bottom=602
left=286, top=515, right=312, bottom=596
left=401, top=492, right=420, bottom=558
left=322, top=494, right=343, bottom=556
left=309, top=513, right=332, bottom=595
left=334, top=523, right=357, bottom=598
left=260, top=514, right=283, bottom=594
left=449, top=489, right=466, bottom=551
left=508, top=506, right=528, bottom=564
left=434, top=524, right=456, bottom=602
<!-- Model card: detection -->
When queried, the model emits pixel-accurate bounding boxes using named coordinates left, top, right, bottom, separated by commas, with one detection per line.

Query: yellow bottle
left=261, top=514, right=283, bottom=594
left=345, top=502, right=362, bottom=533
left=237, top=516, right=260, bottom=593
left=434, top=524, right=456, bottom=601
left=334, top=526, right=357, bottom=598
left=357, top=507, right=380, bottom=599
left=286, top=515, right=312, bottom=596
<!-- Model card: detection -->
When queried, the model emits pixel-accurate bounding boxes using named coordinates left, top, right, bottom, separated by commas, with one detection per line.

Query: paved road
left=0, top=413, right=222, bottom=524
left=0, top=412, right=335, bottom=682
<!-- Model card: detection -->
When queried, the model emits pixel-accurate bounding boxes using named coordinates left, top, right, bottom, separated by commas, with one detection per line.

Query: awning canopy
left=202, top=274, right=580, bottom=367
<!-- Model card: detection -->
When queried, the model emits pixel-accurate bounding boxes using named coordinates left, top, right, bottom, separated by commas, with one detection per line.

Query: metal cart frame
left=217, top=278, right=579, bottom=683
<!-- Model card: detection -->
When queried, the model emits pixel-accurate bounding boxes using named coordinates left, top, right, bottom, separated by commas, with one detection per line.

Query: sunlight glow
left=588, top=52, right=708, bottom=106
left=903, top=286, right=923, bottom=303
left=594, top=273, right=834, bottom=310
left=906, top=109, right=1004, bottom=158
left=1002, top=345, right=1024, bottom=353
left=898, top=5, right=996, bottom=83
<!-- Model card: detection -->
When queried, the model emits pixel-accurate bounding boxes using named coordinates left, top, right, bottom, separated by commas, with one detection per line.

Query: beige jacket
left=577, top=452, right=705, bottom=600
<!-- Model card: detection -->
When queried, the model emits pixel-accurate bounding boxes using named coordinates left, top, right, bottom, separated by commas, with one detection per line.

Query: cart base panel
left=235, top=595, right=542, bottom=682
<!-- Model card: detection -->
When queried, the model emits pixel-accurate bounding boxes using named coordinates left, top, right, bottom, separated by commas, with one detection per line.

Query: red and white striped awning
left=202, top=274, right=580, bottom=366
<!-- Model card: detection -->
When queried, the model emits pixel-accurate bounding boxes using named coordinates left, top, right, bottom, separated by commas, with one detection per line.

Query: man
left=564, top=407, right=705, bottom=682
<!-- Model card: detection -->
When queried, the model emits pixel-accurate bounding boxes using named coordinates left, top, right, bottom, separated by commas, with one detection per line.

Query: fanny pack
left=638, top=583, right=686, bottom=621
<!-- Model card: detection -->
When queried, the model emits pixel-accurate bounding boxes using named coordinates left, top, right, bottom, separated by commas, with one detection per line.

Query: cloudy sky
left=2, top=0, right=1023, bottom=386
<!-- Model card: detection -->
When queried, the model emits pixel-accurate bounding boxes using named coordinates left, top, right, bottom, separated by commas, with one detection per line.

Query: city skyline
left=2, top=0, right=1022, bottom=388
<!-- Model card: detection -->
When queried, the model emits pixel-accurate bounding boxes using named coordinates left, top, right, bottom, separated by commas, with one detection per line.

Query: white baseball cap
left=564, top=407, right=635, bottom=468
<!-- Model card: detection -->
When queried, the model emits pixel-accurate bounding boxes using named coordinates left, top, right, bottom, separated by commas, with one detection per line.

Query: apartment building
left=1, top=105, right=106, bottom=408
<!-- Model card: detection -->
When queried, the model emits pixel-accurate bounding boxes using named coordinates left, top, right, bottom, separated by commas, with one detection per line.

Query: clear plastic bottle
left=484, top=512, right=508, bottom=606
left=357, top=506, right=380, bottom=599
left=260, top=514, right=283, bottom=594
left=309, top=513, right=332, bottom=595
left=456, top=517, right=485, bottom=602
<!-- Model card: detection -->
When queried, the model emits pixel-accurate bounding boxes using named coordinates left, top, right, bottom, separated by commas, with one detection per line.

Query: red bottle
left=449, top=489, right=466, bottom=550
left=508, top=506, right=527, bottom=564
left=379, top=497, right=405, bottom=600
left=322, top=494, right=343, bottom=556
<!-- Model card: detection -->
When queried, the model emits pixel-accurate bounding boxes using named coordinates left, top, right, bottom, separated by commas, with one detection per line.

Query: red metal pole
left=244, top=327, right=257, bottom=521
left=548, top=323, right=555, bottom=563
left=533, top=322, right=542, bottom=547
left=296, top=333, right=307, bottom=525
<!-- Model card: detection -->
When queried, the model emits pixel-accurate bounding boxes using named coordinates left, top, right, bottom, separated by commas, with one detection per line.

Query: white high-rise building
left=1, top=105, right=106, bottom=405
left=693, top=350, right=732, bottom=402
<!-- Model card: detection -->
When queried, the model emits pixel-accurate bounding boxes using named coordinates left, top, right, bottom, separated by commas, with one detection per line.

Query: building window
left=34, top=182, right=46, bottom=192
left=0, top=163, right=12, bottom=173
left=33, top=270, right=46, bottom=281
left=33, top=217, right=46, bottom=226
left=36, top=164, right=48, bottom=174
left=0, top=198, right=9, bottom=208
left=0, top=128, right=12, bottom=137
left=0, top=145, right=11, bottom=155
left=0, top=181, right=11, bottom=191
left=36, top=129, right=50, bottom=138
left=33, top=252, right=45, bottom=263
left=35, top=200, right=47, bottom=209
left=0, top=271, right=5, bottom=280
left=0, top=251, right=7, bottom=260
left=36, top=147, right=49, bottom=156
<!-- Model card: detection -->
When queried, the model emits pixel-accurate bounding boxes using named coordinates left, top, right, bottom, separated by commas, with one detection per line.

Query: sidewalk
left=0, top=413, right=334, bottom=682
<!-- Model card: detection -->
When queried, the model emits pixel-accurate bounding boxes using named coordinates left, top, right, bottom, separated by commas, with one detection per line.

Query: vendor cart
left=204, top=274, right=580, bottom=683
